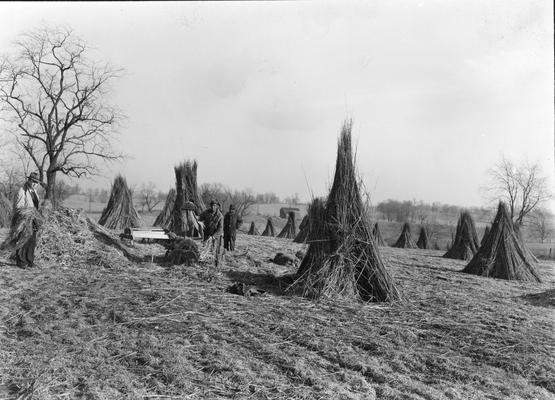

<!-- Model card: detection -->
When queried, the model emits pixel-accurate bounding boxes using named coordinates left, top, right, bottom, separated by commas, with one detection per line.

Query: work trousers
left=223, top=232, right=236, bottom=251
left=16, top=229, right=37, bottom=267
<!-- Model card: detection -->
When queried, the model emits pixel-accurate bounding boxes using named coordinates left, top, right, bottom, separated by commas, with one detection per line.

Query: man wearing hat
left=199, top=200, right=224, bottom=243
left=223, top=204, right=242, bottom=251
left=12, top=172, right=46, bottom=267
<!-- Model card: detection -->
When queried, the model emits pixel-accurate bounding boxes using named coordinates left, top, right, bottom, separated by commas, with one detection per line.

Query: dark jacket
left=199, top=208, right=223, bottom=237
left=223, top=211, right=242, bottom=236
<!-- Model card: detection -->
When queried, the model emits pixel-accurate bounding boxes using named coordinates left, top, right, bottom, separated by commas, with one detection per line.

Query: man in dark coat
left=199, top=200, right=224, bottom=264
left=223, top=204, right=242, bottom=251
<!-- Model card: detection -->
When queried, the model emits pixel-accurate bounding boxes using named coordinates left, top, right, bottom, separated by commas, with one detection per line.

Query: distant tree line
left=375, top=199, right=494, bottom=225
left=375, top=199, right=491, bottom=224
left=374, top=198, right=553, bottom=243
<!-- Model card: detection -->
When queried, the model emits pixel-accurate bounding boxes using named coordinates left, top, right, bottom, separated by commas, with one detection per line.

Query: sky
left=0, top=1, right=553, bottom=208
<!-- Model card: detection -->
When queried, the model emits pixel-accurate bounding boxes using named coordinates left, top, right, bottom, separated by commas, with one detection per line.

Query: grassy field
left=0, top=209, right=554, bottom=399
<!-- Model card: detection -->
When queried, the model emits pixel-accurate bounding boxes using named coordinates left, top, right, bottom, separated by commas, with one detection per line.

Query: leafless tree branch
left=0, top=25, right=125, bottom=207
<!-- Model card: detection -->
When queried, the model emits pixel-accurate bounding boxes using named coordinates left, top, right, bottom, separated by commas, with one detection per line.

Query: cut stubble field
left=0, top=228, right=554, bottom=400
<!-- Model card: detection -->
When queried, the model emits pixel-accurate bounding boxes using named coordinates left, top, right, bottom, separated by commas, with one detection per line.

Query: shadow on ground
left=521, top=288, right=555, bottom=308
left=225, top=269, right=297, bottom=296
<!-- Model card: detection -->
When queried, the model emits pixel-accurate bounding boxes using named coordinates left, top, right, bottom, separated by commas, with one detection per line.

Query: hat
left=210, top=199, right=218, bottom=206
left=28, top=172, right=40, bottom=183
left=229, top=204, right=236, bottom=210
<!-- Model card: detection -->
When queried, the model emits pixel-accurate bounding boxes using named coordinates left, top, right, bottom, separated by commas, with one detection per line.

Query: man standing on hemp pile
left=223, top=204, right=242, bottom=251
left=2, top=172, right=46, bottom=268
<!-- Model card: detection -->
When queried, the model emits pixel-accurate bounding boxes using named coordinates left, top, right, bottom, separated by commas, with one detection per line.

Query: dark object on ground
left=154, top=188, right=176, bottom=228
left=295, top=120, right=401, bottom=302
left=119, top=227, right=134, bottom=245
left=521, top=288, right=555, bottom=308
left=272, top=252, right=296, bottom=266
left=226, top=282, right=266, bottom=297
left=393, top=222, right=417, bottom=249
left=462, top=202, right=541, bottom=282
left=277, top=212, right=296, bottom=239
left=294, top=215, right=309, bottom=243
left=444, top=212, right=479, bottom=260
left=248, top=221, right=259, bottom=235
left=261, top=218, right=275, bottom=237
left=372, top=222, right=386, bottom=246
left=416, top=227, right=430, bottom=249
left=98, top=175, right=141, bottom=230
left=165, top=237, right=200, bottom=266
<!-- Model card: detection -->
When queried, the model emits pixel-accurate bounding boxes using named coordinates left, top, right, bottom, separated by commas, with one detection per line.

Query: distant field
left=61, top=195, right=554, bottom=258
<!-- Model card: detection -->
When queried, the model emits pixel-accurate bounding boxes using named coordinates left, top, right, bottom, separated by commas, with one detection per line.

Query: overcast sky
left=0, top=1, right=553, bottom=208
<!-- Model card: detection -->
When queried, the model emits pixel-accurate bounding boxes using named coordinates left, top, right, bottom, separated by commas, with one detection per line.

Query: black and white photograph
left=0, top=1, right=553, bottom=399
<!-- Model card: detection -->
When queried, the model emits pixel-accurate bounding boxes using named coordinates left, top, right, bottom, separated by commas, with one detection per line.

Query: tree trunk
left=45, top=170, right=58, bottom=208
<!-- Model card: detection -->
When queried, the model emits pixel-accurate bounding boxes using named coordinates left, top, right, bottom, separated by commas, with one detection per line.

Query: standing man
left=223, top=204, right=242, bottom=251
left=11, top=172, right=45, bottom=268
left=199, top=199, right=224, bottom=248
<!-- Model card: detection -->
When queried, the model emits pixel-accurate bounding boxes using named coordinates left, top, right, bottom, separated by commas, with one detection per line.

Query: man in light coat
left=199, top=200, right=223, bottom=243
left=12, top=172, right=45, bottom=267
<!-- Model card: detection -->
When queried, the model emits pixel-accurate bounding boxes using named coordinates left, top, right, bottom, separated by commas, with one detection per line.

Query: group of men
left=5, top=171, right=245, bottom=268
left=196, top=200, right=243, bottom=252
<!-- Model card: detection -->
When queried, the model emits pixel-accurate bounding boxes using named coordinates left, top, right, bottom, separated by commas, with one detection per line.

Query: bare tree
left=0, top=26, right=124, bottom=207
left=200, top=182, right=227, bottom=208
left=412, top=199, right=430, bottom=224
left=199, top=182, right=256, bottom=218
left=0, top=141, right=33, bottom=200
left=284, top=193, right=301, bottom=206
left=484, top=156, right=551, bottom=226
left=53, top=179, right=72, bottom=204
left=528, top=208, right=554, bottom=243
left=223, top=188, right=256, bottom=219
left=139, top=181, right=162, bottom=213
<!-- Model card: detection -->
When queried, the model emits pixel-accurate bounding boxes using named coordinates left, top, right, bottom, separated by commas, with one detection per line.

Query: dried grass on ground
left=481, top=225, right=491, bottom=247
left=463, top=202, right=542, bottom=283
left=261, top=218, right=275, bottom=237
left=294, top=215, right=309, bottom=243
left=0, top=229, right=553, bottom=400
left=444, top=212, right=479, bottom=261
left=416, top=227, right=430, bottom=250
left=294, top=122, right=400, bottom=302
left=170, top=160, right=204, bottom=235
left=154, top=188, right=176, bottom=228
left=98, top=176, right=141, bottom=230
left=393, top=223, right=417, bottom=249
left=277, top=212, right=296, bottom=239
left=248, top=222, right=260, bottom=236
